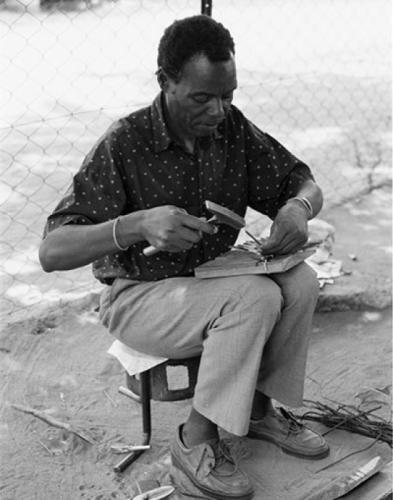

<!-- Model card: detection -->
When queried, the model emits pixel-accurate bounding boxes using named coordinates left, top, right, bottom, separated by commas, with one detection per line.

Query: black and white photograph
left=1, top=0, right=391, bottom=498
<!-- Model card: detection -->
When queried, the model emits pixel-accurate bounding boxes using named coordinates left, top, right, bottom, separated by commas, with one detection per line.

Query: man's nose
left=207, top=98, right=225, bottom=120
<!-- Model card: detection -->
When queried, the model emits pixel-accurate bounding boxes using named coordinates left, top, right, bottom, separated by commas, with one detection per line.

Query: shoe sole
left=247, top=430, right=330, bottom=460
left=171, top=453, right=254, bottom=500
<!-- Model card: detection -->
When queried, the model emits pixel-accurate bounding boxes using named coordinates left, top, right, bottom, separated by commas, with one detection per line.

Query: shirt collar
left=151, top=93, right=172, bottom=153
left=151, top=93, right=223, bottom=153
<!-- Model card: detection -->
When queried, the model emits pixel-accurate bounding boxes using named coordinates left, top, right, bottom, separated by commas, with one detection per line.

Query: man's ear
left=156, top=67, right=169, bottom=91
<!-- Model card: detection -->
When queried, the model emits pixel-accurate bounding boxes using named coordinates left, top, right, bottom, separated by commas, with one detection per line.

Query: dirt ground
left=0, top=299, right=391, bottom=500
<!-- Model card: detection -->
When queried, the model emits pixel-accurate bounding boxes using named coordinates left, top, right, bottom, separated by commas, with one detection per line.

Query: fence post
left=201, top=0, right=212, bottom=16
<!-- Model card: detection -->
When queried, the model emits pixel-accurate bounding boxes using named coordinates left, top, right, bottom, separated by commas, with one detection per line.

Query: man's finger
left=260, top=240, right=283, bottom=254
left=261, top=233, right=305, bottom=255
left=179, top=213, right=217, bottom=235
left=259, top=231, right=285, bottom=253
left=274, top=241, right=302, bottom=255
left=177, top=226, right=203, bottom=245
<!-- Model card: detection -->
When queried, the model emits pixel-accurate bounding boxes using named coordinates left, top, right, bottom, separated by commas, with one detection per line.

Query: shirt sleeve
left=44, top=125, right=128, bottom=237
left=245, top=120, right=314, bottom=219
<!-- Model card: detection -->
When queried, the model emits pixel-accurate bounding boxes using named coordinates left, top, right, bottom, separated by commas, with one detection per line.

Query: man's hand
left=139, top=205, right=217, bottom=252
left=259, top=202, right=309, bottom=255
left=39, top=205, right=215, bottom=271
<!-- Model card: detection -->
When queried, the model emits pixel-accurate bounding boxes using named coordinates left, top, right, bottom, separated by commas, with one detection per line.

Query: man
left=40, top=15, right=328, bottom=500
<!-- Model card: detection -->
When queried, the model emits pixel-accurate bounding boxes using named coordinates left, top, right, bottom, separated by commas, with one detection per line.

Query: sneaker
left=170, top=425, right=254, bottom=500
left=248, top=407, right=329, bottom=459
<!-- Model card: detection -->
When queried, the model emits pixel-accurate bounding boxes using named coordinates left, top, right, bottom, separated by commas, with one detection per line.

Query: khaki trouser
left=100, top=263, right=319, bottom=436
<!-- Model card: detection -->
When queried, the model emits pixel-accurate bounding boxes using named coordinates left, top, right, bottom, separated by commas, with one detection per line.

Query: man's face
left=163, top=53, right=237, bottom=139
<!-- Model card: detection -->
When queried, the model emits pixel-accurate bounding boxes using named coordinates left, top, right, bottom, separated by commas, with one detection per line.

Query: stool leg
left=114, top=370, right=152, bottom=473
left=140, top=370, right=152, bottom=439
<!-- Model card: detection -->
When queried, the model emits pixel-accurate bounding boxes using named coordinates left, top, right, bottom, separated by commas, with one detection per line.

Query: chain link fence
left=1, top=0, right=391, bottom=322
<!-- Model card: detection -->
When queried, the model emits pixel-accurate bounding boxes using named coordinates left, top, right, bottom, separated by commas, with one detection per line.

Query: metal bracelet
left=288, top=197, right=313, bottom=218
left=112, top=217, right=129, bottom=251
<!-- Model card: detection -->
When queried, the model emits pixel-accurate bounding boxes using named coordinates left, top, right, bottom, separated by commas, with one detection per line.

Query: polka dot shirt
left=44, top=93, right=314, bottom=284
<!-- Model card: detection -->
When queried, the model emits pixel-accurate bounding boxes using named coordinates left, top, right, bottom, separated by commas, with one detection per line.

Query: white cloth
left=108, top=339, right=167, bottom=376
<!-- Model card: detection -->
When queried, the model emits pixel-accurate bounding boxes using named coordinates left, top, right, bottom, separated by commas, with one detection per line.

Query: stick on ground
left=11, top=403, right=95, bottom=444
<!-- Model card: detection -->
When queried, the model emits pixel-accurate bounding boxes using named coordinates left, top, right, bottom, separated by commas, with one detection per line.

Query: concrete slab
left=317, top=186, right=392, bottom=311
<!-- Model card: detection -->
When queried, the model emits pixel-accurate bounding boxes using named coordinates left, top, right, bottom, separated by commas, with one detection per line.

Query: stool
left=114, top=356, right=201, bottom=473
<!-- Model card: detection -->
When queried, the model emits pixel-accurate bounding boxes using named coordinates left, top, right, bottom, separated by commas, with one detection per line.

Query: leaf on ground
left=355, top=387, right=391, bottom=407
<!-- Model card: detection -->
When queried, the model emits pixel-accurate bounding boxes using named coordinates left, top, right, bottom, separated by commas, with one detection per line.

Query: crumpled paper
left=305, top=219, right=343, bottom=288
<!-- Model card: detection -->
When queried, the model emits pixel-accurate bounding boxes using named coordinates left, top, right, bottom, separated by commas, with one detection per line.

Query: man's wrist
left=114, top=211, right=148, bottom=250
left=285, top=197, right=313, bottom=219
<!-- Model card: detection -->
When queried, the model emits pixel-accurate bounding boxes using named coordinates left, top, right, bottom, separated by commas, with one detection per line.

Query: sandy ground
left=0, top=299, right=391, bottom=499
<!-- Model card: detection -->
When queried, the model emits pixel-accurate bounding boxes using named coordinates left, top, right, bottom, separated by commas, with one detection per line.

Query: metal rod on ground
left=114, top=370, right=152, bottom=473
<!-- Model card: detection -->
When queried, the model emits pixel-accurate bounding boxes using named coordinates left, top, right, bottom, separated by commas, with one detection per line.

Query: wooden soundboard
left=195, top=248, right=315, bottom=278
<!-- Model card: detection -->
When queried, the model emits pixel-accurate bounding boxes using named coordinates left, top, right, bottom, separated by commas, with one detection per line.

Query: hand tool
left=205, top=200, right=264, bottom=250
left=132, top=485, right=175, bottom=500
left=143, top=200, right=261, bottom=256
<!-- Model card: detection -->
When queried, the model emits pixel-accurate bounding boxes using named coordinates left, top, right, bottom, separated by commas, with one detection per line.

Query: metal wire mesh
left=1, top=0, right=391, bottom=322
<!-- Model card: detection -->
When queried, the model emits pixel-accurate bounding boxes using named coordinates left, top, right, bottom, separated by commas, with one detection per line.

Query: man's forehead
left=180, top=53, right=237, bottom=91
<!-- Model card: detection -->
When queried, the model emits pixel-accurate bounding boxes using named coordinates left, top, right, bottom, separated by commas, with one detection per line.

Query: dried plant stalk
left=11, top=403, right=95, bottom=444
left=297, top=400, right=392, bottom=446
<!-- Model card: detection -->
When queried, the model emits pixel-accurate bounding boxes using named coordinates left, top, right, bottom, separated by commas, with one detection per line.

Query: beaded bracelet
left=112, top=217, right=129, bottom=251
left=287, top=197, right=313, bottom=219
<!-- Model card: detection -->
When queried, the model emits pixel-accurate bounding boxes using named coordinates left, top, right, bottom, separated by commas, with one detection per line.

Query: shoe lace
left=204, top=440, right=238, bottom=477
left=279, top=407, right=304, bottom=435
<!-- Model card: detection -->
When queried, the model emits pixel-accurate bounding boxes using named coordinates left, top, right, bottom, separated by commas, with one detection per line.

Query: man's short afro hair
left=157, top=15, right=235, bottom=80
